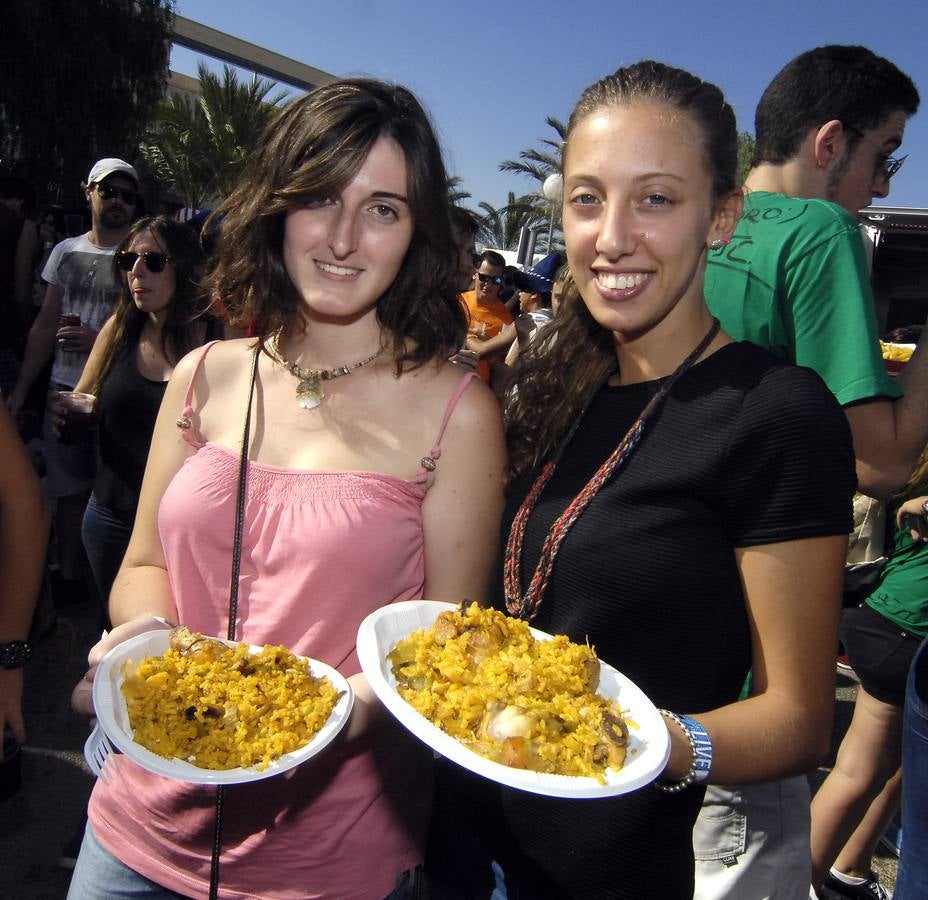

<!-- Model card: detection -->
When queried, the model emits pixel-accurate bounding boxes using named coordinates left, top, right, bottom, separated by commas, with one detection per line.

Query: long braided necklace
left=504, top=318, right=721, bottom=622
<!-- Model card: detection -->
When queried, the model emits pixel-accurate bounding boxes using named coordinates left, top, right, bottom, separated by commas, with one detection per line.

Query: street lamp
left=541, top=173, right=563, bottom=255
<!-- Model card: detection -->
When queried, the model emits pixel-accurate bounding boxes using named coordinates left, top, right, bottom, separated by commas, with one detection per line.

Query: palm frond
left=498, top=160, right=549, bottom=182
left=143, top=62, right=288, bottom=205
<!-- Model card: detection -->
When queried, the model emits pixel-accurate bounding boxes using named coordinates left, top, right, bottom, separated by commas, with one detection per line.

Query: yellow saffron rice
left=881, top=341, right=915, bottom=363
left=388, top=603, right=629, bottom=782
left=120, top=639, right=340, bottom=770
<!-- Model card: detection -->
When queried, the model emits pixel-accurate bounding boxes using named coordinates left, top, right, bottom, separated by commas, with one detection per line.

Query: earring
left=708, top=238, right=729, bottom=251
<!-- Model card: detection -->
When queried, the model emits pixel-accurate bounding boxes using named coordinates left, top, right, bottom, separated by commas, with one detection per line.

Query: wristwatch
left=0, top=640, right=33, bottom=669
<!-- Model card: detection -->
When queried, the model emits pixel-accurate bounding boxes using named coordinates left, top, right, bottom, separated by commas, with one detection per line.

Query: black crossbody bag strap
left=209, top=344, right=260, bottom=900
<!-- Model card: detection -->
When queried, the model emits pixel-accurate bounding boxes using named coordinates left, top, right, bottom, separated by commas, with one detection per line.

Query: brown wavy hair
left=203, top=78, right=466, bottom=368
left=89, top=216, right=208, bottom=396
left=505, top=61, right=738, bottom=479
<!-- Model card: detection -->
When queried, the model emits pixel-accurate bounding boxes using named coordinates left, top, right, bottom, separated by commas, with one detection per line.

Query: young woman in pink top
left=69, top=79, right=506, bottom=899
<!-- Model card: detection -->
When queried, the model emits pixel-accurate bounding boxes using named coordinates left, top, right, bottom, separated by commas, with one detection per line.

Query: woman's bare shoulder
left=164, top=339, right=258, bottom=418
left=405, top=358, right=490, bottom=396
left=172, top=336, right=257, bottom=380
left=427, top=362, right=502, bottom=429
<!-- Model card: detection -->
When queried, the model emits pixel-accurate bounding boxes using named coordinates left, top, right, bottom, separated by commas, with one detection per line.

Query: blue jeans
left=490, top=861, right=508, bottom=899
left=68, top=822, right=427, bottom=899
left=896, top=637, right=928, bottom=899
left=67, top=825, right=188, bottom=898
left=81, top=494, right=133, bottom=604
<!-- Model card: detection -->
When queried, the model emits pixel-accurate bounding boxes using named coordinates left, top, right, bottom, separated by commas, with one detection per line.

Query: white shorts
left=693, top=777, right=812, bottom=900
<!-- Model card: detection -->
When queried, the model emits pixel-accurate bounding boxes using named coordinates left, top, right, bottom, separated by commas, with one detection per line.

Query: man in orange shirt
left=461, top=250, right=512, bottom=383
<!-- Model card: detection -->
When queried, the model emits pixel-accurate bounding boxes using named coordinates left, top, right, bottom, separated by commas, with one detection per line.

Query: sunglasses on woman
left=116, top=250, right=173, bottom=273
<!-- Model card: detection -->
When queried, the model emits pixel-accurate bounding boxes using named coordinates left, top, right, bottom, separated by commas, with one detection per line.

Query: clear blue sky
left=172, top=0, right=928, bottom=211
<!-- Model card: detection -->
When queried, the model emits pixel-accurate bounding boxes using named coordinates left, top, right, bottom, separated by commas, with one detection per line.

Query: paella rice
left=881, top=341, right=915, bottom=363
left=120, top=629, right=340, bottom=771
left=387, top=603, right=628, bottom=782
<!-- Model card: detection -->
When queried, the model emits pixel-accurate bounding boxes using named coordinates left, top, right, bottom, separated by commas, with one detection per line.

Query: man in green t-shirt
left=697, top=45, right=921, bottom=900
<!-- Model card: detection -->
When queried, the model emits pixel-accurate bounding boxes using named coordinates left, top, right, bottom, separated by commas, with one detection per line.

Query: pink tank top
left=89, top=343, right=478, bottom=899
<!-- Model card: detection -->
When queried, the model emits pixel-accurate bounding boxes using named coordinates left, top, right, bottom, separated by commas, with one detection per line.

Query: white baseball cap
left=85, top=158, right=138, bottom=188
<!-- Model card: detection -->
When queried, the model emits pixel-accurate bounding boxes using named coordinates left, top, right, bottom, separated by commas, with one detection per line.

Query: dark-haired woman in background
left=69, top=79, right=505, bottom=899
left=64, top=216, right=219, bottom=607
left=433, top=61, right=856, bottom=899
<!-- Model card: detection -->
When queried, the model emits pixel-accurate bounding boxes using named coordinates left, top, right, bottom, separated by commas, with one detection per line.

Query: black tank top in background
left=93, top=345, right=168, bottom=513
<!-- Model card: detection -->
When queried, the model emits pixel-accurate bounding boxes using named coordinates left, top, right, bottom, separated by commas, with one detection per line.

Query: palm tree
left=499, top=117, right=566, bottom=248
left=447, top=176, right=471, bottom=204
left=476, top=192, right=548, bottom=251
left=142, top=63, right=289, bottom=209
left=499, top=116, right=566, bottom=187
left=141, top=92, right=213, bottom=211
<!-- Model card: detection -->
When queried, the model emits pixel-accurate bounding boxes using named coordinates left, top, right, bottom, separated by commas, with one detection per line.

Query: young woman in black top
left=434, top=61, right=857, bottom=899
left=64, top=216, right=217, bottom=605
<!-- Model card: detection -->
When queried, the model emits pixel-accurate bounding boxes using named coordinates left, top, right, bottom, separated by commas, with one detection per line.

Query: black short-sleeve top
left=461, top=341, right=856, bottom=898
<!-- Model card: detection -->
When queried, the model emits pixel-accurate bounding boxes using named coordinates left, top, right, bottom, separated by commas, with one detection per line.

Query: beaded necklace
left=504, top=318, right=721, bottom=622
left=271, top=332, right=384, bottom=410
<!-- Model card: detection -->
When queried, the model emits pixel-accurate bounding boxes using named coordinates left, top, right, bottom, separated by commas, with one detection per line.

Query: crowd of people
left=1, top=42, right=927, bottom=900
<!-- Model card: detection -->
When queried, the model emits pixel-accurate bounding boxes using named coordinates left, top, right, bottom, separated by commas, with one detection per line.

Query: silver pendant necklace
left=271, top=334, right=384, bottom=409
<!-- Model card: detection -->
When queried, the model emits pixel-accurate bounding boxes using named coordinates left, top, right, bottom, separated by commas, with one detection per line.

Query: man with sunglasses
left=697, top=47, right=921, bottom=900
left=462, top=249, right=512, bottom=384
left=7, top=157, right=138, bottom=607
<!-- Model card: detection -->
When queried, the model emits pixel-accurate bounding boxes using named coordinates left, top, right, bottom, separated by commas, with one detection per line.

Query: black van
left=861, top=206, right=928, bottom=335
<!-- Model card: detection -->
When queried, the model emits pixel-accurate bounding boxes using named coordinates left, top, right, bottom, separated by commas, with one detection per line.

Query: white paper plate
left=93, top=630, right=353, bottom=785
left=357, top=601, right=669, bottom=799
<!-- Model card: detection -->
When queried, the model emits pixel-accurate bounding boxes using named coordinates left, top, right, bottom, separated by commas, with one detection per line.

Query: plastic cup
left=57, top=392, right=96, bottom=445
left=58, top=314, right=81, bottom=328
